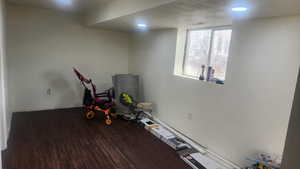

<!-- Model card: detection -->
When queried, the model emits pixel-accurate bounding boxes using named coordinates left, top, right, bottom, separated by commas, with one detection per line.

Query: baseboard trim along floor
left=148, top=116, right=241, bottom=169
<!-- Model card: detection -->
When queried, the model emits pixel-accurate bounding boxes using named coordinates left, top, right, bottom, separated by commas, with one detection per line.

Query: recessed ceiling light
left=137, top=24, right=147, bottom=28
left=55, top=0, right=72, bottom=7
left=232, top=7, right=248, bottom=12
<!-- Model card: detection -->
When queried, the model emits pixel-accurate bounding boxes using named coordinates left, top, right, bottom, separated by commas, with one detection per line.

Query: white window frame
left=179, top=25, right=232, bottom=80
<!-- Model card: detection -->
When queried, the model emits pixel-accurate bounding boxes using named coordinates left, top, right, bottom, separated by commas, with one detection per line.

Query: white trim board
left=1, top=112, right=12, bottom=151
left=0, top=151, right=2, bottom=169
left=152, top=116, right=241, bottom=169
left=4, top=112, right=12, bottom=149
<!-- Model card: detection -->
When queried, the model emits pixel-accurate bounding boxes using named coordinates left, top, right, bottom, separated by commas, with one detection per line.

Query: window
left=183, top=27, right=232, bottom=84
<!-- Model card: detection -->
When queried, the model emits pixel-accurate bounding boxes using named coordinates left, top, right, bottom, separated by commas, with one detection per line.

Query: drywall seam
left=85, top=0, right=176, bottom=26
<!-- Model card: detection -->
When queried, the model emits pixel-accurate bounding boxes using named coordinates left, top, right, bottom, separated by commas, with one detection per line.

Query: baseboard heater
left=139, top=118, right=241, bottom=169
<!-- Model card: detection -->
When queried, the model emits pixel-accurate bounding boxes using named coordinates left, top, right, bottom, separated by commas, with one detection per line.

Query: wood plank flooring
left=2, top=108, right=191, bottom=169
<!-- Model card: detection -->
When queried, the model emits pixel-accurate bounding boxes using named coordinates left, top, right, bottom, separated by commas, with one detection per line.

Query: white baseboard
left=1, top=112, right=12, bottom=151
left=0, top=151, right=2, bottom=169
left=0, top=116, right=10, bottom=169
left=5, top=112, right=12, bottom=149
left=152, top=116, right=241, bottom=169
left=153, top=117, right=208, bottom=154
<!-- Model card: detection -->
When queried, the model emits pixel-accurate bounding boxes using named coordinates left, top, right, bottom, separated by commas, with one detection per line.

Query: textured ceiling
left=95, top=0, right=300, bottom=32
left=6, top=0, right=300, bottom=32
left=95, top=0, right=232, bottom=32
left=6, top=0, right=111, bottom=13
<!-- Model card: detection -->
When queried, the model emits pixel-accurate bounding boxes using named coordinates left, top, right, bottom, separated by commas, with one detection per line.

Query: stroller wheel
left=105, top=118, right=112, bottom=125
left=86, top=111, right=95, bottom=120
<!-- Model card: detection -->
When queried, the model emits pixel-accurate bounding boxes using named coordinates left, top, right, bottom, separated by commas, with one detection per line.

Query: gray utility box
left=112, top=74, right=140, bottom=117
left=112, top=74, right=139, bottom=102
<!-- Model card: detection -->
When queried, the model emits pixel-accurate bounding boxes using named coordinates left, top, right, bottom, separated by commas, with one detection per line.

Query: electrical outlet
left=47, top=88, right=51, bottom=95
left=187, top=113, right=193, bottom=120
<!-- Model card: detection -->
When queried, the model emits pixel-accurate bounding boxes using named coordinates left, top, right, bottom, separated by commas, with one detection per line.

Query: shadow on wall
left=139, top=76, right=145, bottom=102
left=138, top=76, right=158, bottom=116
left=42, top=69, right=126, bottom=110
left=42, top=70, right=81, bottom=109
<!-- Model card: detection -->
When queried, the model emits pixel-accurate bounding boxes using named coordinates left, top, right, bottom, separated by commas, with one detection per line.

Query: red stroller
left=73, top=68, right=116, bottom=125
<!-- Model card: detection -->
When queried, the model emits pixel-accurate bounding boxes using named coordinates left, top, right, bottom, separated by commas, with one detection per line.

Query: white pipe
left=152, top=116, right=241, bottom=169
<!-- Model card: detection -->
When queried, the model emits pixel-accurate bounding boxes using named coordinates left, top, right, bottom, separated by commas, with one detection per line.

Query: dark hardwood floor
left=2, top=108, right=191, bottom=169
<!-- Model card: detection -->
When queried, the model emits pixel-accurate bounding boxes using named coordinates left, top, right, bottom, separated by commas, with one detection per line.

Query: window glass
left=183, top=30, right=211, bottom=77
left=182, top=27, right=232, bottom=83
left=210, top=29, right=232, bottom=81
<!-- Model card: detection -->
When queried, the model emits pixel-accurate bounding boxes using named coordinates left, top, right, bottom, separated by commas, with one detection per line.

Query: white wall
left=130, top=16, right=300, bottom=167
left=0, top=0, right=5, bottom=150
left=7, top=5, right=131, bottom=113
left=5, top=4, right=300, bottom=168
left=0, top=0, right=9, bottom=151
left=281, top=69, right=300, bottom=169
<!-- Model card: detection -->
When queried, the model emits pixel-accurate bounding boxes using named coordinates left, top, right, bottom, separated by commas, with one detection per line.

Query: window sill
left=174, top=73, right=225, bottom=85
left=174, top=74, right=199, bottom=80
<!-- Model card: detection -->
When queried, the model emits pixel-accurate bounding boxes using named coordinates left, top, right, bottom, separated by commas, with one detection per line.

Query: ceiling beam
left=85, top=0, right=176, bottom=26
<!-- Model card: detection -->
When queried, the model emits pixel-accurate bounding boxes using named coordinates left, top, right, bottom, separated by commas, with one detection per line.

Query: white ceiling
left=6, top=0, right=111, bottom=13
left=6, top=0, right=300, bottom=32
left=95, top=0, right=233, bottom=32
left=94, top=0, right=300, bottom=32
